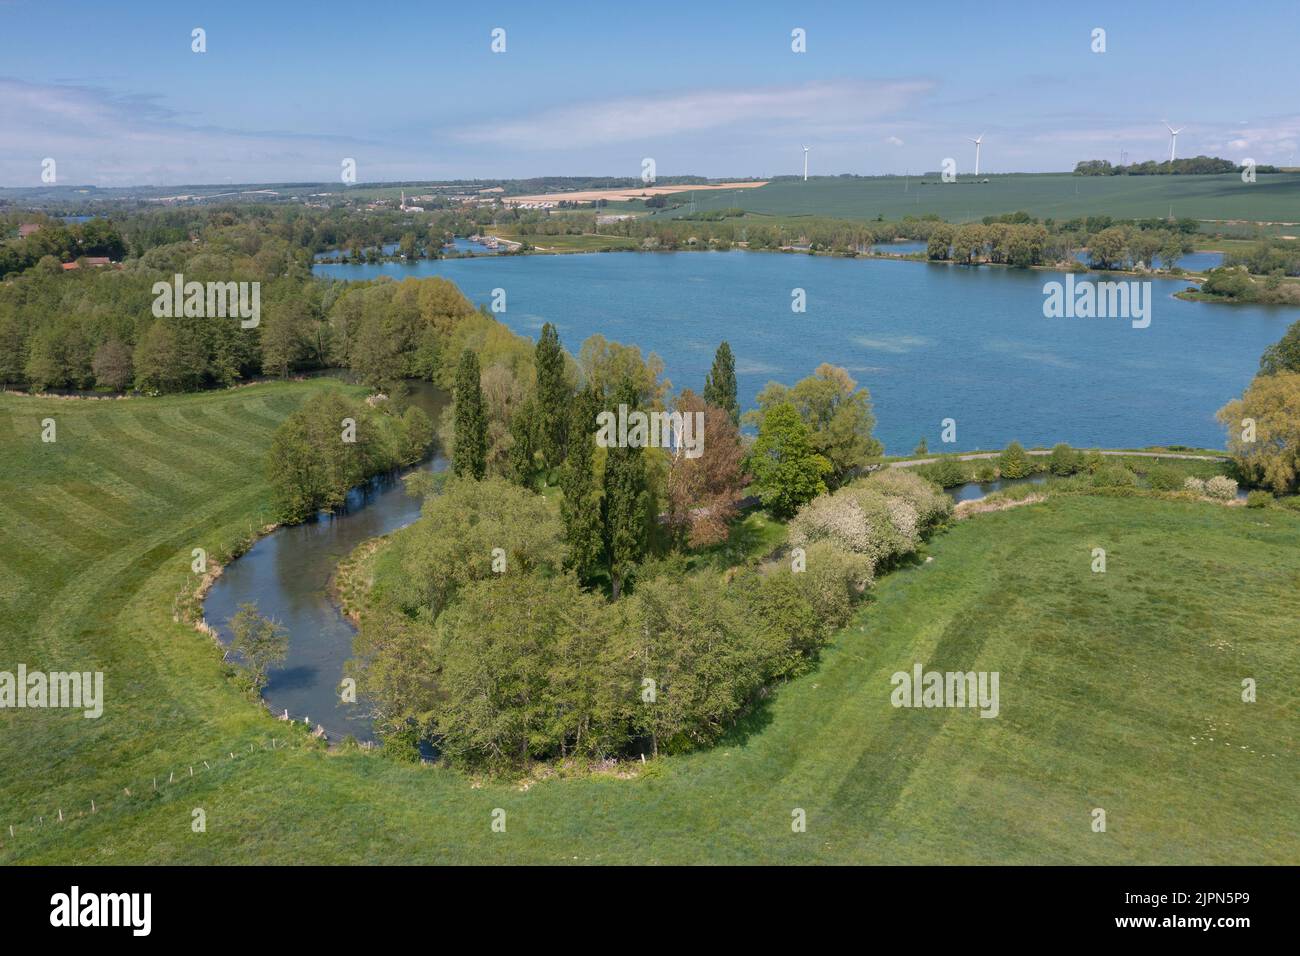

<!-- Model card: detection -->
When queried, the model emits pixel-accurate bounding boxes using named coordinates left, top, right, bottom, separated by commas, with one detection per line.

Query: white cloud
left=0, top=77, right=413, bottom=186
left=454, top=81, right=935, bottom=151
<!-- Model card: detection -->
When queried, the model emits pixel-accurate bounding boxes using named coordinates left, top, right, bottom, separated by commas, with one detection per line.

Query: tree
left=1089, top=226, right=1130, bottom=270
left=703, top=341, right=739, bottom=424
left=534, top=322, right=569, bottom=468
left=452, top=348, right=486, bottom=479
left=397, top=405, right=434, bottom=466
left=1218, top=371, right=1300, bottom=494
left=601, top=381, right=653, bottom=598
left=1128, top=231, right=1163, bottom=271
left=1260, top=319, right=1300, bottom=376
left=398, top=232, right=418, bottom=260
left=998, top=441, right=1033, bottom=479
left=1159, top=233, right=1192, bottom=271
left=91, top=340, right=133, bottom=391
left=927, top=225, right=954, bottom=260
left=664, top=390, right=747, bottom=548
left=914, top=437, right=928, bottom=456
left=749, top=402, right=831, bottom=519
left=227, top=602, right=289, bottom=691
left=377, top=475, right=566, bottom=617
left=749, top=364, right=882, bottom=486
left=260, top=298, right=308, bottom=378
left=561, top=386, right=604, bottom=583
left=952, top=223, right=988, bottom=264
left=133, top=321, right=183, bottom=393
left=425, top=574, right=620, bottom=768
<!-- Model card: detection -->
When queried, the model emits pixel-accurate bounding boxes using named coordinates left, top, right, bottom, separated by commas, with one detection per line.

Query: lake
left=315, top=250, right=1294, bottom=453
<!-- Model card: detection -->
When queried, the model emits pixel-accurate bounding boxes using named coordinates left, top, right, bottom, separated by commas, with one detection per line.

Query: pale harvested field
left=503, top=181, right=768, bottom=205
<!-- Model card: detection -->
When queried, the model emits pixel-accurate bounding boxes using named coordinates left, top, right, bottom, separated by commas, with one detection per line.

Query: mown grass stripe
left=168, top=406, right=269, bottom=458
left=87, top=417, right=218, bottom=491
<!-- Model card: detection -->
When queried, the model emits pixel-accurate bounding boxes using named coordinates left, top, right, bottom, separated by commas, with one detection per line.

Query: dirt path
left=889, top=449, right=1227, bottom=469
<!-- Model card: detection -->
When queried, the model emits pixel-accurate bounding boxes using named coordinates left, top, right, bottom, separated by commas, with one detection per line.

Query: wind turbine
left=802, top=145, right=811, bottom=181
left=1164, top=122, right=1184, bottom=163
left=968, top=133, right=985, bottom=177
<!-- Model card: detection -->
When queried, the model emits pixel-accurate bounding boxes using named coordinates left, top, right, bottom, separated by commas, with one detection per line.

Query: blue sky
left=3, top=0, right=1298, bottom=186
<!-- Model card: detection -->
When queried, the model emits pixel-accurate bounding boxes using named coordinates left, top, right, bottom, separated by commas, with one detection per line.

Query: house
left=61, top=257, right=112, bottom=271
left=18, top=223, right=41, bottom=239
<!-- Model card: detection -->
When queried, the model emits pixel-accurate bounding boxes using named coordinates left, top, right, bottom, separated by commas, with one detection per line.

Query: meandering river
left=203, top=383, right=447, bottom=742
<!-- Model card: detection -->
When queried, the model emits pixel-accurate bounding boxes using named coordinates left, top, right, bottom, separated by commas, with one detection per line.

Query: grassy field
left=641, top=173, right=1300, bottom=224
left=2, top=384, right=1296, bottom=863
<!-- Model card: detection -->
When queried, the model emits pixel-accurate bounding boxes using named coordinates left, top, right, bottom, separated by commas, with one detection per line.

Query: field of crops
left=649, top=173, right=1300, bottom=224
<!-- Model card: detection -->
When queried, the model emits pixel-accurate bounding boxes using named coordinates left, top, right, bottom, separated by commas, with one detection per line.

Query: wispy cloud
left=0, top=77, right=403, bottom=186
left=454, top=80, right=935, bottom=151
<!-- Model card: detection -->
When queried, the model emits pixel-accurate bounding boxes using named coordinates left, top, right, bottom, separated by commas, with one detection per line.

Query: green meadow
left=1, top=383, right=1296, bottom=864
left=647, top=172, right=1300, bottom=224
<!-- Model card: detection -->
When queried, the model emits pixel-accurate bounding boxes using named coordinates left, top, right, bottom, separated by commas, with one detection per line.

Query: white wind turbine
left=1164, top=122, right=1184, bottom=163
left=968, top=133, right=985, bottom=177
left=802, top=145, right=811, bottom=181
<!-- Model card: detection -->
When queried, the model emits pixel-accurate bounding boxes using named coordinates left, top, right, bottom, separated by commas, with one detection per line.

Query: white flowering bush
left=1205, top=475, right=1239, bottom=500
left=790, top=484, right=923, bottom=571
left=1184, top=476, right=1206, bottom=495
left=859, top=468, right=953, bottom=530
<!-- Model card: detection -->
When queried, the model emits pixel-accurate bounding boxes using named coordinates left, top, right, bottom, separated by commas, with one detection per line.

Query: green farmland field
left=1, top=384, right=1296, bottom=864
left=649, top=172, right=1300, bottom=224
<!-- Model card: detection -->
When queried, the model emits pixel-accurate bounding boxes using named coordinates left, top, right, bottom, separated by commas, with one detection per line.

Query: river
left=202, top=382, right=447, bottom=742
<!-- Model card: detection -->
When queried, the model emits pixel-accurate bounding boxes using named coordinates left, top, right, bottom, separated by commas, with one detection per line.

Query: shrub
left=923, top=455, right=967, bottom=488
left=1144, top=464, right=1183, bottom=491
left=1246, top=490, right=1272, bottom=508
left=789, top=483, right=930, bottom=573
left=1205, top=475, right=1239, bottom=500
left=859, top=468, right=954, bottom=531
left=1183, top=476, right=1207, bottom=495
left=1092, top=464, right=1137, bottom=488
left=1046, top=443, right=1081, bottom=476
left=997, top=441, right=1033, bottom=479
left=975, top=462, right=997, bottom=482
left=1082, top=450, right=1106, bottom=474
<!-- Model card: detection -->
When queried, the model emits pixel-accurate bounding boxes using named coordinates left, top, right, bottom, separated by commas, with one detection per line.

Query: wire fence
left=1, top=708, right=375, bottom=852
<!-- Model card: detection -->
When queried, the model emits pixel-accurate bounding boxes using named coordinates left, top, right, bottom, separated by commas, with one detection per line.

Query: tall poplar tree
left=703, top=341, right=739, bottom=424
left=560, top=386, right=603, bottom=584
left=452, top=348, right=486, bottom=479
left=535, top=322, right=569, bottom=469
left=601, top=380, right=652, bottom=599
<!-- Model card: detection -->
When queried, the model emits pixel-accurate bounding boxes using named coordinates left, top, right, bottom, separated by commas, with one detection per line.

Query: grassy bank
left=2, top=386, right=1296, bottom=863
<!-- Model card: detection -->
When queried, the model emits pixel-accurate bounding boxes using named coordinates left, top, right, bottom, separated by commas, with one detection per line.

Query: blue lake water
left=315, top=251, right=1295, bottom=453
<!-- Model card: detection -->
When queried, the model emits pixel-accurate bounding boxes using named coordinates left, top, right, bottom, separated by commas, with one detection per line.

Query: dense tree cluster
left=1073, top=156, right=1271, bottom=176
left=353, top=464, right=941, bottom=769
left=266, top=390, right=434, bottom=521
